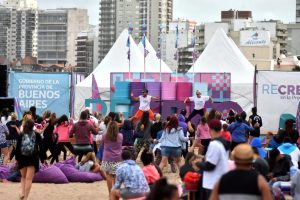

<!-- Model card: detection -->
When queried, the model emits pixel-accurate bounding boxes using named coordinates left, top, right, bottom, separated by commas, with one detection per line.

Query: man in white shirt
left=131, top=89, right=159, bottom=121
left=196, top=119, right=230, bottom=200
left=184, top=90, right=212, bottom=122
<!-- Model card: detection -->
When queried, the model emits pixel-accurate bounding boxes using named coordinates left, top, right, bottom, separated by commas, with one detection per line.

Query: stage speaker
left=0, top=98, right=14, bottom=113
left=0, top=65, right=8, bottom=97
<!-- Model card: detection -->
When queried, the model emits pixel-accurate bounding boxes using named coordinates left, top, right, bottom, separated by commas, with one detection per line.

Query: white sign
left=257, top=71, right=300, bottom=132
left=240, top=30, right=271, bottom=46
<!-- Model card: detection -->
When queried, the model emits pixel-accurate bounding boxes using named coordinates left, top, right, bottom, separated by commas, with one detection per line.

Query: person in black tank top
left=210, top=144, right=272, bottom=200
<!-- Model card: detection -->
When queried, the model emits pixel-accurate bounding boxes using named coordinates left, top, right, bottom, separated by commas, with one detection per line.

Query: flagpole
left=129, top=45, right=131, bottom=81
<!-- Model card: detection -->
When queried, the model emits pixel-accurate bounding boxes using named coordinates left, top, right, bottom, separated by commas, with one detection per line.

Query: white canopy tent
left=188, top=28, right=255, bottom=112
left=137, top=36, right=172, bottom=73
left=75, top=29, right=149, bottom=117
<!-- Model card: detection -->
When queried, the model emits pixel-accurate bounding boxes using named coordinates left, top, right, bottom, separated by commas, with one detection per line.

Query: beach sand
left=0, top=168, right=180, bottom=200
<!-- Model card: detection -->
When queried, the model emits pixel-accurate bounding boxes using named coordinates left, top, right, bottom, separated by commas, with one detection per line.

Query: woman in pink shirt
left=192, top=117, right=211, bottom=155
left=141, top=149, right=162, bottom=185
left=52, top=115, right=74, bottom=162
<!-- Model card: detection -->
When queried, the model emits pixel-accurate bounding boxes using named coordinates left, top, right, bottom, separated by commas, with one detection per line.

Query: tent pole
left=144, top=47, right=146, bottom=80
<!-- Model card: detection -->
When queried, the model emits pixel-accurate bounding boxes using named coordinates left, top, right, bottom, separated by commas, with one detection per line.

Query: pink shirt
left=142, top=164, right=160, bottom=184
left=54, top=123, right=72, bottom=143
left=197, top=124, right=211, bottom=140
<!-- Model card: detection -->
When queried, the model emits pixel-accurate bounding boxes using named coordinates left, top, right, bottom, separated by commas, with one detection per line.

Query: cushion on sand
left=54, top=156, right=76, bottom=168
left=59, top=164, right=102, bottom=183
left=33, top=165, right=69, bottom=184
left=0, top=165, right=10, bottom=179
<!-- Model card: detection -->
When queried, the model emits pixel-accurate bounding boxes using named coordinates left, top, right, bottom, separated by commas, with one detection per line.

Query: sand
left=0, top=169, right=180, bottom=200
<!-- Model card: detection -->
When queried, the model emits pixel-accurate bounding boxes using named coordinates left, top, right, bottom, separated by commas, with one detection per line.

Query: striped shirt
left=0, top=123, right=9, bottom=144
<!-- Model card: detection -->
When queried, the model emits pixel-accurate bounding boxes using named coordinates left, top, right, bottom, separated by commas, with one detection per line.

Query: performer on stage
left=184, top=90, right=212, bottom=122
left=131, top=89, right=159, bottom=121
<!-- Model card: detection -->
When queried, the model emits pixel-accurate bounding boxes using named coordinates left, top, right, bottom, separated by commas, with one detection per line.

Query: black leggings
left=186, top=109, right=205, bottom=122
left=51, top=142, right=74, bottom=163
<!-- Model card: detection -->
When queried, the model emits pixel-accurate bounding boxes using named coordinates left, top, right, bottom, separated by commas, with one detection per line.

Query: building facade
left=98, top=0, right=173, bottom=63
left=75, top=31, right=95, bottom=75
left=297, top=0, right=300, bottom=23
left=287, top=23, right=300, bottom=56
left=38, top=8, right=88, bottom=66
left=0, top=5, right=37, bottom=62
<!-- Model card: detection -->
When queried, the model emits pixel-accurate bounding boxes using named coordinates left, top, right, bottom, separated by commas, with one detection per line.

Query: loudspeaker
left=0, top=65, right=8, bottom=97
left=0, top=98, right=14, bottom=113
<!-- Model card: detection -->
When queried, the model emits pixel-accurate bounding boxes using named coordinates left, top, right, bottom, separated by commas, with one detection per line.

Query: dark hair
left=29, top=106, right=36, bottom=114
left=80, top=111, right=88, bottom=120
left=57, top=114, right=68, bottom=125
left=121, top=149, right=132, bottom=160
left=123, top=146, right=137, bottom=160
left=229, top=109, right=235, bottom=117
left=36, top=116, right=43, bottom=124
left=201, top=117, right=207, bottom=124
left=141, top=149, right=154, bottom=166
left=252, top=107, right=257, bottom=114
left=252, top=147, right=259, bottom=155
left=140, top=111, right=150, bottom=129
left=166, top=116, right=171, bottom=122
left=269, top=149, right=280, bottom=160
left=285, top=119, right=295, bottom=136
left=23, top=119, right=35, bottom=134
left=184, top=152, right=196, bottom=163
left=235, top=114, right=243, bottom=123
left=207, top=109, right=216, bottom=123
left=180, top=109, right=187, bottom=116
left=1, top=108, right=10, bottom=119
left=222, top=123, right=228, bottom=131
left=146, top=178, right=178, bottom=200
left=143, top=89, right=148, bottom=93
left=104, top=116, right=111, bottom=126
left=240, top=111, right=247, bottom=120
left=166, top=116, right=179, bottom=133
left=283, top=137, right=292, bottom=144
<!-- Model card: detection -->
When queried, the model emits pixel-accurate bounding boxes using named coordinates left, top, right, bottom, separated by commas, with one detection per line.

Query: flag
left=126, top=35, right=131, bottom=60
left=92, top=74, right=101, bottom=111
left=144, top=48, right=149, bottom=57
left=92, top=74, right=100, bottom=99
left=142, top=35, right=146, bottom=48
left=192, top=50, right=199, bottom=61
left=128, top=24, right=133, bottom=35
left=126, top=36, right=130, bottom=47
left=175, top=24, right=179, bottom=48
left=156, top=50, right=161, bottom=59
left=191, top=26, right=196, bottom=48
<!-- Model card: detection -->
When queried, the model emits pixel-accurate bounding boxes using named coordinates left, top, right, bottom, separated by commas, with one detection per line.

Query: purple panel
left=176, top=82, right=192, bottom=101
left=161, top=82, right=176, bottom=100
left=130, top=82, right=145, bottom=97
left=146, top=82, right=161, bottom=98
left=161, top=100, right=186, bottom=118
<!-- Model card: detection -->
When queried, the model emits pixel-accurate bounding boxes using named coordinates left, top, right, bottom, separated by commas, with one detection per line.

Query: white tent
left=74, top=29, right=149, bottom=117
left=188, top=28, right=255, bottom=112
left=138, top=37, right=172, bottom=73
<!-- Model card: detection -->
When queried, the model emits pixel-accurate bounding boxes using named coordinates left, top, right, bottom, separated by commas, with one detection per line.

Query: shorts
left=161, top=146, right=182, bottom=157
left=0, top=142, right=8, bottom=148
left=120, top=188, right=147, bottom=199
left=101, top=161, right=122, bottom=175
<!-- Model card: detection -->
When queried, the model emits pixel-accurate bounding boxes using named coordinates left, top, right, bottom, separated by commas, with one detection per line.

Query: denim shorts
left=0, top=142, right=8, bottom=148
left=161, top=146, right=182, bottom=157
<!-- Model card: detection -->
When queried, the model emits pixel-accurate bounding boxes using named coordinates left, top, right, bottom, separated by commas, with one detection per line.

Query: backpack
left=21, top=132, right=36, bottom=156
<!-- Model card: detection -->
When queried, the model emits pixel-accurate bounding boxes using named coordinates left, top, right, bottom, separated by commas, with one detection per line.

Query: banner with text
left=9, top=72, right=70, bottom=117
left=257, top=71, right=300, bottom=132
left=240, top=30, right=271, bottom=46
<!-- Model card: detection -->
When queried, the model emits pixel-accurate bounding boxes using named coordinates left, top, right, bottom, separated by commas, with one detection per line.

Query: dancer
left=130, top=89, right=159, bottom=121
left=184, top=90, right=212, bottom=122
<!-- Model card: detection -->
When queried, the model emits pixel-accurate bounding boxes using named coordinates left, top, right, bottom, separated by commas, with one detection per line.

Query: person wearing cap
left=184, top=90, right=212, bottom=122
left=250, top=138, right=266, bottom=158
left=196, top=119, right=230, bottom=200
left=210, top=144, right=272, bottom=200
left=131, top=89, right=159, bottom=121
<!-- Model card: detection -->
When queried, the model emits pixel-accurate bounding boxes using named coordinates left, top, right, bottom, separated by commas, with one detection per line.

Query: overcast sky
left=38, top=0, right=296, bottom=25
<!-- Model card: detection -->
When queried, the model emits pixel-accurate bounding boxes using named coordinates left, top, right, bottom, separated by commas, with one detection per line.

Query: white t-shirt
left=189, top=96, right=209, bottom=110
left=139, top=95, right=152, bottom=111
left=203, top=140, right=229, bottom=189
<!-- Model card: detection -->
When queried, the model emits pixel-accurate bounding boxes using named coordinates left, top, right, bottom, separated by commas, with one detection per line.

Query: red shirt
left=221, top=130, right=231, bottom=142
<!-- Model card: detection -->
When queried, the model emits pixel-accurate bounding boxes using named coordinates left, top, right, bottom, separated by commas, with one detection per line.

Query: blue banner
left=9, top=72, right=70, bottom=117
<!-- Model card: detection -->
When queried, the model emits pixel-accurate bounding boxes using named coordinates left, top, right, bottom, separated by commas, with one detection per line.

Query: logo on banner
left=262, top=84, right=300, bottom=100
left=245, top=32, right=267, bottom=45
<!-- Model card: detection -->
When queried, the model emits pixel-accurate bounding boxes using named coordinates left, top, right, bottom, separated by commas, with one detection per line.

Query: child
left=192, top=117, right=211, bottom=155
left=141, top=149, right=162, bottom=185
left=220, top=123, right=231, bottom=142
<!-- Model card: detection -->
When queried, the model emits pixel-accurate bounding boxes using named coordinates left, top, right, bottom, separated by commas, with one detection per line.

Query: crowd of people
left=0, top=89, right=300, bottom=200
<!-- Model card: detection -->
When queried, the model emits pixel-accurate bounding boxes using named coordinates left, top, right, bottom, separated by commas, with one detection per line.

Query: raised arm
left=130, top=92, right=139, bottom=101
left=184, top=97, right=190, bottom=104
left=151, top=96, right=159, bottom=101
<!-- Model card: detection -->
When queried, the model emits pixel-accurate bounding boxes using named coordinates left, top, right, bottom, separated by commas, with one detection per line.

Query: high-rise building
left=287, top=23, right=300, bottom=56
left=38, top=8, right=89, bottom=66
left=75, top=28, right=96, bottom=75
left=3, top=0, right=37, bottom=9
left=297, top=0, right=300, bottom=23
left=221, top=9, right=252, bottom=22
left=98, top=0, right=173, bottom=63
left=0, top=5, right=37, bottom=62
